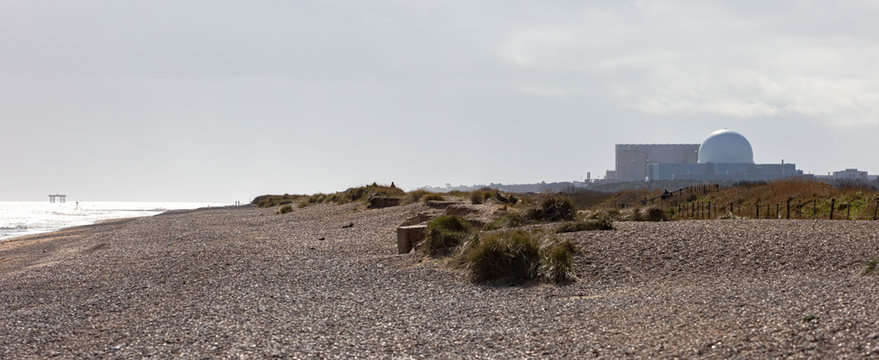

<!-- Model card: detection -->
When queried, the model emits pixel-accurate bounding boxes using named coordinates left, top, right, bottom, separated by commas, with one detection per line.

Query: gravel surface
left=2, top=204, right=879, bottom=358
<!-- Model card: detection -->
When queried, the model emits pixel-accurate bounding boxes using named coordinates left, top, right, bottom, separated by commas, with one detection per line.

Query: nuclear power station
left=605, top=129, right=802, bottom=182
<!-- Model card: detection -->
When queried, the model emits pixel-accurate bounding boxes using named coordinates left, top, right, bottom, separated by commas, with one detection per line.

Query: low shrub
left=277, top=204, right=293, bottom=214
left=422, top=215, right=471, bottom=256
left=556, top=218, right=613, bottom=233
left=525, top=194, right=577, bottom=222
left=462, top=230, right=577, bottom=284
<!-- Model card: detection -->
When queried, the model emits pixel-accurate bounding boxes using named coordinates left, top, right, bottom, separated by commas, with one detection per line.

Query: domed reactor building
left=606, top=129, right=802, bottom=182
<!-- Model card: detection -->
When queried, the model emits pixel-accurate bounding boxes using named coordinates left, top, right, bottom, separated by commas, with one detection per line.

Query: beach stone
left=397, top=225, right=426, bottom=254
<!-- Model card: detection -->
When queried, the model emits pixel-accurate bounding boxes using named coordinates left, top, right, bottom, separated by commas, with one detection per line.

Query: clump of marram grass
left=525, top=194, right=577, bottom=222
left=277, top=204, right=293, bottom=214
left=556, top=217, right=614, bottom=233
left=483, top=211, right=527, bottom=230
left=461, top=229, right=577, bottom=284
left=539, top=238, right=579, bottom=283
left=421, top=215, right=472, bottom=257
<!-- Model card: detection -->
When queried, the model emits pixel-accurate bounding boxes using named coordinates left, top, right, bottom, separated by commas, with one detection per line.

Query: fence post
left=708, top=201, right=711, bottom=218
left=756, top=204, right=760, bottom=219
left=846, top=203, right=850, bottom=220
left=813, top=199, right=817, bottom=218
left=786, top=199, right=791, bottom=219
left=775, top=204, right=779, bottom=219
left=874, top=199, right=878, bottom=221
left=830, top=198, right=835, bottom=220
left=766, top=204, right=770, bottom=219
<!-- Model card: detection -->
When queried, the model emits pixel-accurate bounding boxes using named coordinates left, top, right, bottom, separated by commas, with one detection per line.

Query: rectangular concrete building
left=609, top=144, right=699, bottom=181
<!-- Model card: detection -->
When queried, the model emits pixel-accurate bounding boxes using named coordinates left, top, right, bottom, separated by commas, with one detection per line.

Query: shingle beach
left=2, top=203, right=879, bottom=358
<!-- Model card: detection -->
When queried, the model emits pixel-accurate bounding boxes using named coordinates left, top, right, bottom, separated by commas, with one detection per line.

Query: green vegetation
left=641, top=207, right=669, bottom=222
left=470, top=188, right=520, bottom=205
left=277, top=204, right=293, bottom=214
left=525, top=194, right=577, bottom=222
left=301, top=183, right=405, bottom=206
left=403, top=189, right=445, bottom=204
left=422, top=215, right=471, bottom=257
left=252, top=194, right=305, bottom=208
left=802, top=314, right=819, bottom=323
left=863, top=259, right=879, bottom=276
left=483, top=211, right=527, bottom=230
left=421, top=193, right=446, bottom=202
left=462, top=229, right=576, bottom=284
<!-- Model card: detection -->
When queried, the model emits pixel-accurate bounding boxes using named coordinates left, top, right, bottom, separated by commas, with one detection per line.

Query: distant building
left=606, top=144, right=699, bottom=181
left=607, top=129, right=803, bottom=182
left=831, top=168, right=869, bottom=181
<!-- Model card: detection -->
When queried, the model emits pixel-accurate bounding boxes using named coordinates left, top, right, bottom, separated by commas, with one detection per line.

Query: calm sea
left=0, top=201, right=227, bottom=241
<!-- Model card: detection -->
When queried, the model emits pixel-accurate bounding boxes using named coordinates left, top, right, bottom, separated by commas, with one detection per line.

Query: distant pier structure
left=49, top=194, right=67, bottom=203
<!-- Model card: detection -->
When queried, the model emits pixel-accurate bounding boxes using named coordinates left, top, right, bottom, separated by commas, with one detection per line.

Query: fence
left=624, top=184, right=879, bottom=220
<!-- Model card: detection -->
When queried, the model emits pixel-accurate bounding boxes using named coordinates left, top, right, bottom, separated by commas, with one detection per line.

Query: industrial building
left=607, top=129, right=802, bottom=182
left=606, top=144, right=700, bottom=181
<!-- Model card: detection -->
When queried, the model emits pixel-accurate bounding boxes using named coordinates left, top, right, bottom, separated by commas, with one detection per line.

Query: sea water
left=0, top=201, right=226, bottom=241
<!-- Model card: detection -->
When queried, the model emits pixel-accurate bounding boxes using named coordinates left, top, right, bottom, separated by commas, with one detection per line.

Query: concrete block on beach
left=401, top=212, right=436, bottom=226
left=397, top=225, right=427, bottom=254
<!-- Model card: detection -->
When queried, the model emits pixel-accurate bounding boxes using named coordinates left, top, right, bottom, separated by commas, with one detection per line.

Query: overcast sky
left=3, top=1, right=878, bottom=202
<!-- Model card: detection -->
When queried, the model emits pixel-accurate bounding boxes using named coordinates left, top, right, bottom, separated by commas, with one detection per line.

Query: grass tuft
left=277, top=204, right=293, bottom=214
left=539, top=238, right=579, bottom=283
left=525, top=194, right=577, bottom=222
left=422, top=215, right=471, bottom=257
left=462, top=229, right=577, bottom=284
left=484, top=212, right=527, bottom=230
left=556, top=218, right=614, bottom=233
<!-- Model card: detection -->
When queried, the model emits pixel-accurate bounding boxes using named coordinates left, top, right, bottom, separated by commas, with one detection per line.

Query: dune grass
left=462, top=229, right=577, bottom=284
left=422, top=215, right=471, bottom=257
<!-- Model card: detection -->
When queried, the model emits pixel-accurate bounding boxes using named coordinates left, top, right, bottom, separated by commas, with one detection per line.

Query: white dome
left=698, top=129, right=754, bottom=164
